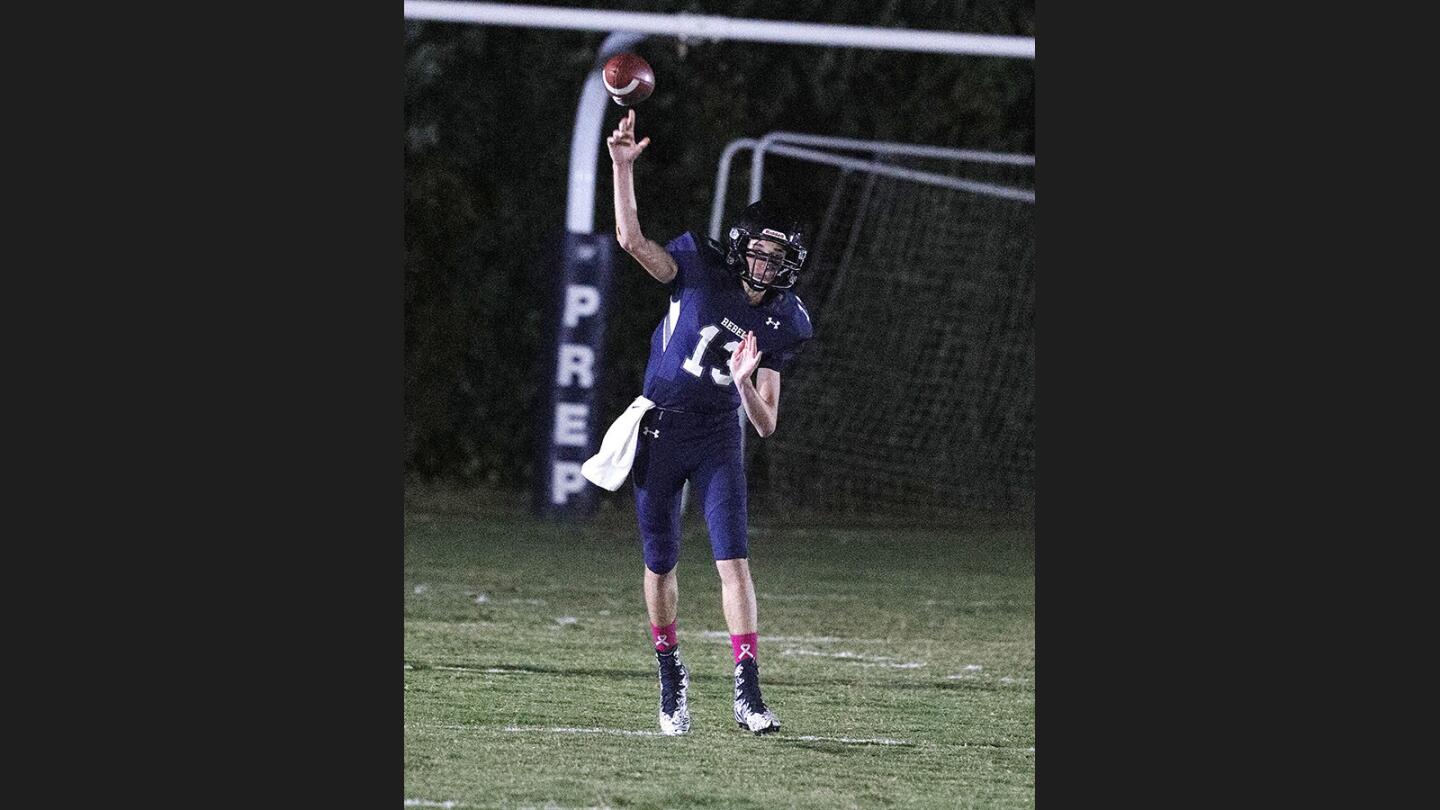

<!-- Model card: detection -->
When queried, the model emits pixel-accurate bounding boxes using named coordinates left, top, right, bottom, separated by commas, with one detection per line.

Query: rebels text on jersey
left=641, top=231, right=813, bottom=414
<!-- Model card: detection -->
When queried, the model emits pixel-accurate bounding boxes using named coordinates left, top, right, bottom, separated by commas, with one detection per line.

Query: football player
left=607, top=109, right=813, bottom=735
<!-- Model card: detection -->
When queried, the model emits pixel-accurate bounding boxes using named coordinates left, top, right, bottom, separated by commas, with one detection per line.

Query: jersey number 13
left=681, top=324, right=739, bottom=386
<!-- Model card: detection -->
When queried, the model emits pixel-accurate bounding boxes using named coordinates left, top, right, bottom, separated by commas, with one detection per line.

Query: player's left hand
left=728, top=331, right=763, bottom=384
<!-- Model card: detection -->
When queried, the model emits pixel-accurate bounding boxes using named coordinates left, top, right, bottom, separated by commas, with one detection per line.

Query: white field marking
left=780, top=648, right=927, bottom=668
left=404, top=801, right=459, bottom=809
left=504, top=725, right=669, bottom=738
left=431, top=665, right=538, bottom=675
left=473, top=593, right=489, bottom=604
left=507, top=598, right=548, bottom=605
left=554, top=616, right=579, bottom=625
left=964, top=664, right=983, bottom=671
left=1000, top=676, right=1030, bottom=684
left=413, top=584, right=429, bottom=594
left=792, top=734, right=912, bottom=746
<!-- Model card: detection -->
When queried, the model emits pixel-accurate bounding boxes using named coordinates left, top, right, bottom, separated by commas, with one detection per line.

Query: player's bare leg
left=644, top=566, right=689, bottom=734
left=644, top=566, right=679, bottom=627
left=717, top=558, right=779, bottom=734
left=715, top=559, right=757, bottom=634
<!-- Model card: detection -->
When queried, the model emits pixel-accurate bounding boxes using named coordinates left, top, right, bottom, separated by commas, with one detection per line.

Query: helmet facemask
left=728, top=227, right=807, bottom=292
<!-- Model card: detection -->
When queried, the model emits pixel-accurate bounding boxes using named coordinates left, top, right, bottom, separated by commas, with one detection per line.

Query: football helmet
left=725, top=200, right=807, bottom=292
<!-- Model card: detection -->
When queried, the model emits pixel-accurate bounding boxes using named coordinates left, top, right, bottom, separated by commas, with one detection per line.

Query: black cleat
left=733, top=658, right=780, bottom=735
left=657, top=649, right=691, bottom=735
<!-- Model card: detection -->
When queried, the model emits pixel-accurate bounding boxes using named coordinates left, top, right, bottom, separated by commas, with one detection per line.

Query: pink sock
left=651, top=622, right=678, bottom=653
left=731, top=632, right=758, bottom=664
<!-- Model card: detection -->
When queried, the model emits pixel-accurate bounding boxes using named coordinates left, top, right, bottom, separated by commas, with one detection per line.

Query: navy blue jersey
left=641, top=231, right=814, bottom=414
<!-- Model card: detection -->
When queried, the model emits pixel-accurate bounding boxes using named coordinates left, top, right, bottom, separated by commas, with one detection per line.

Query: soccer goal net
left=747, top=147, right=1034, bottom=522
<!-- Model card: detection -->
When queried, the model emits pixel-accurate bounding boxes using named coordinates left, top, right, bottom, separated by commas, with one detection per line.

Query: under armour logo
left=765, top=318, right=780, bottom=329
left=655, top=634, right=668, bottom=649
left=738, top=643, right=754, bottom=660
left=643, top=428, right=660, bottom=438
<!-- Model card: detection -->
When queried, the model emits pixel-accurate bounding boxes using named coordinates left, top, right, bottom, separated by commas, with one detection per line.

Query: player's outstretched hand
left=606, top=109, right=651, bottom=165
left=728, top=331, right=763, bottom=383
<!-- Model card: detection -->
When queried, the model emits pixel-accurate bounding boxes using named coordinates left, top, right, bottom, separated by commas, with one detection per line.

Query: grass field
left=404, top=492, right=1034, bottom=809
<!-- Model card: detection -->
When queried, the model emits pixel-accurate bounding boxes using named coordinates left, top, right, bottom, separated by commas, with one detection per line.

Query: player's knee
left=645, top=552, right=678, bottom=576
left=641, top=528, right=680, bottom=575
left=714, top=555, right=751, bottom=581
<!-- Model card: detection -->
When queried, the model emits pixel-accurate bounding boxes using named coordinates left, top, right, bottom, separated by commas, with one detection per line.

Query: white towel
left=581, top=396, right=656, bottom=491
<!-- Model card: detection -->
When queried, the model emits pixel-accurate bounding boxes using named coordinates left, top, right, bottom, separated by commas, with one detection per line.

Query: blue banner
left=533, top=231, right=614, bottom=517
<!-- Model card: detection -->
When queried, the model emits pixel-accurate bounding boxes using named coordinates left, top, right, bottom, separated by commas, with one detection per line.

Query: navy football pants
left=631, top=407, right=748, bottom=575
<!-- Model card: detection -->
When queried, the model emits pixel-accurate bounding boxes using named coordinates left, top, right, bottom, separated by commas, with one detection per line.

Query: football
left=602, top=52, right=655, bottom=107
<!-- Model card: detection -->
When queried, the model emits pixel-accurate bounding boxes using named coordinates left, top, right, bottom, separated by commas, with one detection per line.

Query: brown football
left=602, top=52, right=655, bottom=107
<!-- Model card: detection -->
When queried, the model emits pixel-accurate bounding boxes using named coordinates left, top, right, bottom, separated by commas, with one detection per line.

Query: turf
left=404, top=494, right=1034, bottom=809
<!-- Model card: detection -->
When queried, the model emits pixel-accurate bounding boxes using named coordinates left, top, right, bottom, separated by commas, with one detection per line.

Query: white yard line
left=404, top=800, right=459, bottom=808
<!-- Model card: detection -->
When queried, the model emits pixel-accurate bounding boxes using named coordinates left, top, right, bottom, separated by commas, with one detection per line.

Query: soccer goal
left=714, top=139, right=1035, bottom=520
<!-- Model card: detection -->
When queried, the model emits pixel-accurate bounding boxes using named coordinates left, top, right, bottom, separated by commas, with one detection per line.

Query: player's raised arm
left=607, top=110, right=677, bottom=284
